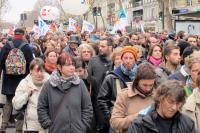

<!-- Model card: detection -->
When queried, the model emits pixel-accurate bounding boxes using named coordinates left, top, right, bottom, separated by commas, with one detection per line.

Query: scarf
left=45, top=60, right=57, bottom=74
left=120, top=64, right=138, bottom=81
left=49, top=70, right=80, bottom=89
left=148, top=56, right=162, bottom=66
left=13, top=35, right=23, bottom=40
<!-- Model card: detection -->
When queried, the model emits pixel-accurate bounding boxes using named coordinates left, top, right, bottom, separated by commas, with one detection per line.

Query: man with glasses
left=127, top=80, right=197, bottom=133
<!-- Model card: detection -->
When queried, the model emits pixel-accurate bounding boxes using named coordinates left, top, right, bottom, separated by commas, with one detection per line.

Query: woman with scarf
left=147, top=44, right=163, bottom=67
left=44, top=49, right=58, bottom=74
left=97, top=46, right=139, bottom=132
left=12, top=58, right=49, bottom=133
left=110, top=62, right=156, bottom=133
left=37, top=53, right=93, bottom=133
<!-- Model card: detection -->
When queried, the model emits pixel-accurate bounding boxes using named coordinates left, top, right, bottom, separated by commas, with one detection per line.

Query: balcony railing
left=133, top=1, right=143, bottom=7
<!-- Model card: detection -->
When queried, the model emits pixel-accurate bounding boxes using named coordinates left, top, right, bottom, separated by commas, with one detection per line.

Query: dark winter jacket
left=37, top=70, right=93, bottom=133
left=87, top=55, right=112, bottom=99
left=97, top=66, right=130, bottom=121
left=127, top=105, right=197, bottom=133
left=0, top=39, right=33, bottom=95
left=87, top=55, right=112, bottom=128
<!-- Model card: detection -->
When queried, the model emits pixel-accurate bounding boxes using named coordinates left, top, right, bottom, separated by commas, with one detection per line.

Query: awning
left=173, top=11, right=200, bottom=17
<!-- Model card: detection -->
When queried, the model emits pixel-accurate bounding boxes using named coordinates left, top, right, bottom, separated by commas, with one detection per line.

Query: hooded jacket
left=37, top=70, right=93, bottom=133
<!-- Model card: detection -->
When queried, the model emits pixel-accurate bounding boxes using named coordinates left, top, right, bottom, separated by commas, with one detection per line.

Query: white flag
left=68, top=18, right=77, bottom=31
left=81, top=20, right=94, bottom=33
left=38, top=16, right=49, bottom=36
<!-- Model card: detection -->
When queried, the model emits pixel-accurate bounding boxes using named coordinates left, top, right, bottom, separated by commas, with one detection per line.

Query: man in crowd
left=87, top=37, right=113, bottom=133
left=127, top=80, right=197, bottom=133
left=155, top=45, right=181, bottom=85
left=0, top=28, right=34, bottom=132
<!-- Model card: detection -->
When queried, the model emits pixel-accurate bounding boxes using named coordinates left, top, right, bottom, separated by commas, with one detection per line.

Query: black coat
left=97, top=66, right=129, bottom=121
left=0, top=39, right=33, bottom=95
left=37, top=72, right=93, bottom=133
left=127, top=105, right=197, bottom=133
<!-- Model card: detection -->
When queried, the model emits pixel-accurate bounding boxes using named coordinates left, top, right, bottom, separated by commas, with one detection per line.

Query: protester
left=127, top=80, right=197, bottom=133
left=12, top=58, right=49, bottom=133
left=182, top=71, right=200, bottom=132
left=110, top=47, right=122, bottom=69
left=97, top=46, right=139, bottom=130
left=155, top=45, right=181, bottom=85
left=87, top=38, right=113, bottom=133
left=147, top=44, right=163, bottom=67
left=37, top=53, right=93, bottom=133
left=110, top=62, right=156, bottom=133
left=44, top=49, right=58, bottom=74
left=0, top=28, right=34, bottom=132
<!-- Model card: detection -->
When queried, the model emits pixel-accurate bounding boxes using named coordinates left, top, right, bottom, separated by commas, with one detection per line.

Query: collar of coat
left=49, top=70, right=80, bottom=90
left=25, top=73, right=50, bottom=91
left=183, top=88, right=200, bottom=112
left=127, top=88, right=149, bottom=98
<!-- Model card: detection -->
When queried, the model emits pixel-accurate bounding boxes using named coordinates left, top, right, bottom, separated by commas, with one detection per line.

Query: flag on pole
left=112, top=0, right=128, bottom=32
left=81, top=20, right=94, bottom=33
left=32, top=24, right=40, bottom=35
left=38, top=16, right=49, bottom=36
left=68, top=18, right=77, bottom=32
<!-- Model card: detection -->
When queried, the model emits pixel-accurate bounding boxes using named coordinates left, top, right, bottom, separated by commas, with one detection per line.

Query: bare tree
left=157, top=0, right=173, bottom=31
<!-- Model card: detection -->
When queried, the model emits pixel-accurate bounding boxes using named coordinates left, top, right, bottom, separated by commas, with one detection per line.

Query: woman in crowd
left=44, top=49, right=58, bottom=74
left=110, top=62, right=156, bottom=133
left=110, top=47, right=122, bottom=69
left=12, top=58, right=50, bottom=133
left=183, top=71, right=200, bottom=132
left=78, top=44, right=95, bottom=67
left=147, top=44, right=163, bottom=67
left=37, top=53, right=93, bottom=133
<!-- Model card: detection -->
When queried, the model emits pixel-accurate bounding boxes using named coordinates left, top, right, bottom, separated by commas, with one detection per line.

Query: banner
left=38, top=16, right=50, bottom=36
left=68, top=18, right=77, bottom=31
left=81, top=20, right=94, bottom=33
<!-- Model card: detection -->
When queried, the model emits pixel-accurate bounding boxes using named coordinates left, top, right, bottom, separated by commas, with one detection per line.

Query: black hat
left=14, top=28, right=25, bottom=35
left=68, top=34, right=81, bottom=45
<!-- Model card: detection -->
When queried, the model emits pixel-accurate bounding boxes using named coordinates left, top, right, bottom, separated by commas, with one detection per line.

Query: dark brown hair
left=163, top=45, right=180, bottom=62
left=153, top=80, right=186, bottom=108
left=57, top=52, right=74, bottom=67
left=148, top=44, right=163, bottom=57
left=132, top=62, right=157, bottom=89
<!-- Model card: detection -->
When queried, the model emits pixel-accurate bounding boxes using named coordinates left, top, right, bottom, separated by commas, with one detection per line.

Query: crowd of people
left=0, top=28, right=199, bottom=133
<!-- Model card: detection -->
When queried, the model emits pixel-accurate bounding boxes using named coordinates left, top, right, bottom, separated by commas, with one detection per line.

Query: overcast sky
left=3, top=0, right=37, bottom=24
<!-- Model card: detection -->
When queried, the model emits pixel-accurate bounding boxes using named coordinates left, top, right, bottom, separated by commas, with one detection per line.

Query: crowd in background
left=0, top=28, right=199, bottom=133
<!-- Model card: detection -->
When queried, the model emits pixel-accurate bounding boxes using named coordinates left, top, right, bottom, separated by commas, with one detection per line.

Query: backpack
left=5, top=41, right=27, bottom=75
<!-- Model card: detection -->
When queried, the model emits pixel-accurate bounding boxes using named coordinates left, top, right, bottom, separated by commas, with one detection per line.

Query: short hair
left=100, top=37, right=113, bottom=46
left=187, top=35, right=197, bottom=40
left=110, top=47, right=122, bottom=63
left=29, top=58, right=45, bottom=71
left=182, top=46, right=200, bottom=60
left=132, top=62, right=157, bottom=89
left=153, top=80, right=186, bottom=108
left=177, top=31, right=185, bottom=39
left=57, top=53, right=74, bottom=67
left=163, top=45, right=180, bottom=62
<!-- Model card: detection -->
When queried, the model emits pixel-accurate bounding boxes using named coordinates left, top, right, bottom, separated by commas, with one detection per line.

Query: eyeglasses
left=165, top=98, right=183, bottom=108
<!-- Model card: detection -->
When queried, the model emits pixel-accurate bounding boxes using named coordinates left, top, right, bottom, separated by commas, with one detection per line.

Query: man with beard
left=87, top=37, right=113, bottom=133
left=155, top=45, right=181, bottom=85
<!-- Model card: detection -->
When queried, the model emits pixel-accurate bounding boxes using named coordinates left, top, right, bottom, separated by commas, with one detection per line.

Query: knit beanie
left=121, top=46, right=139, bottom=60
